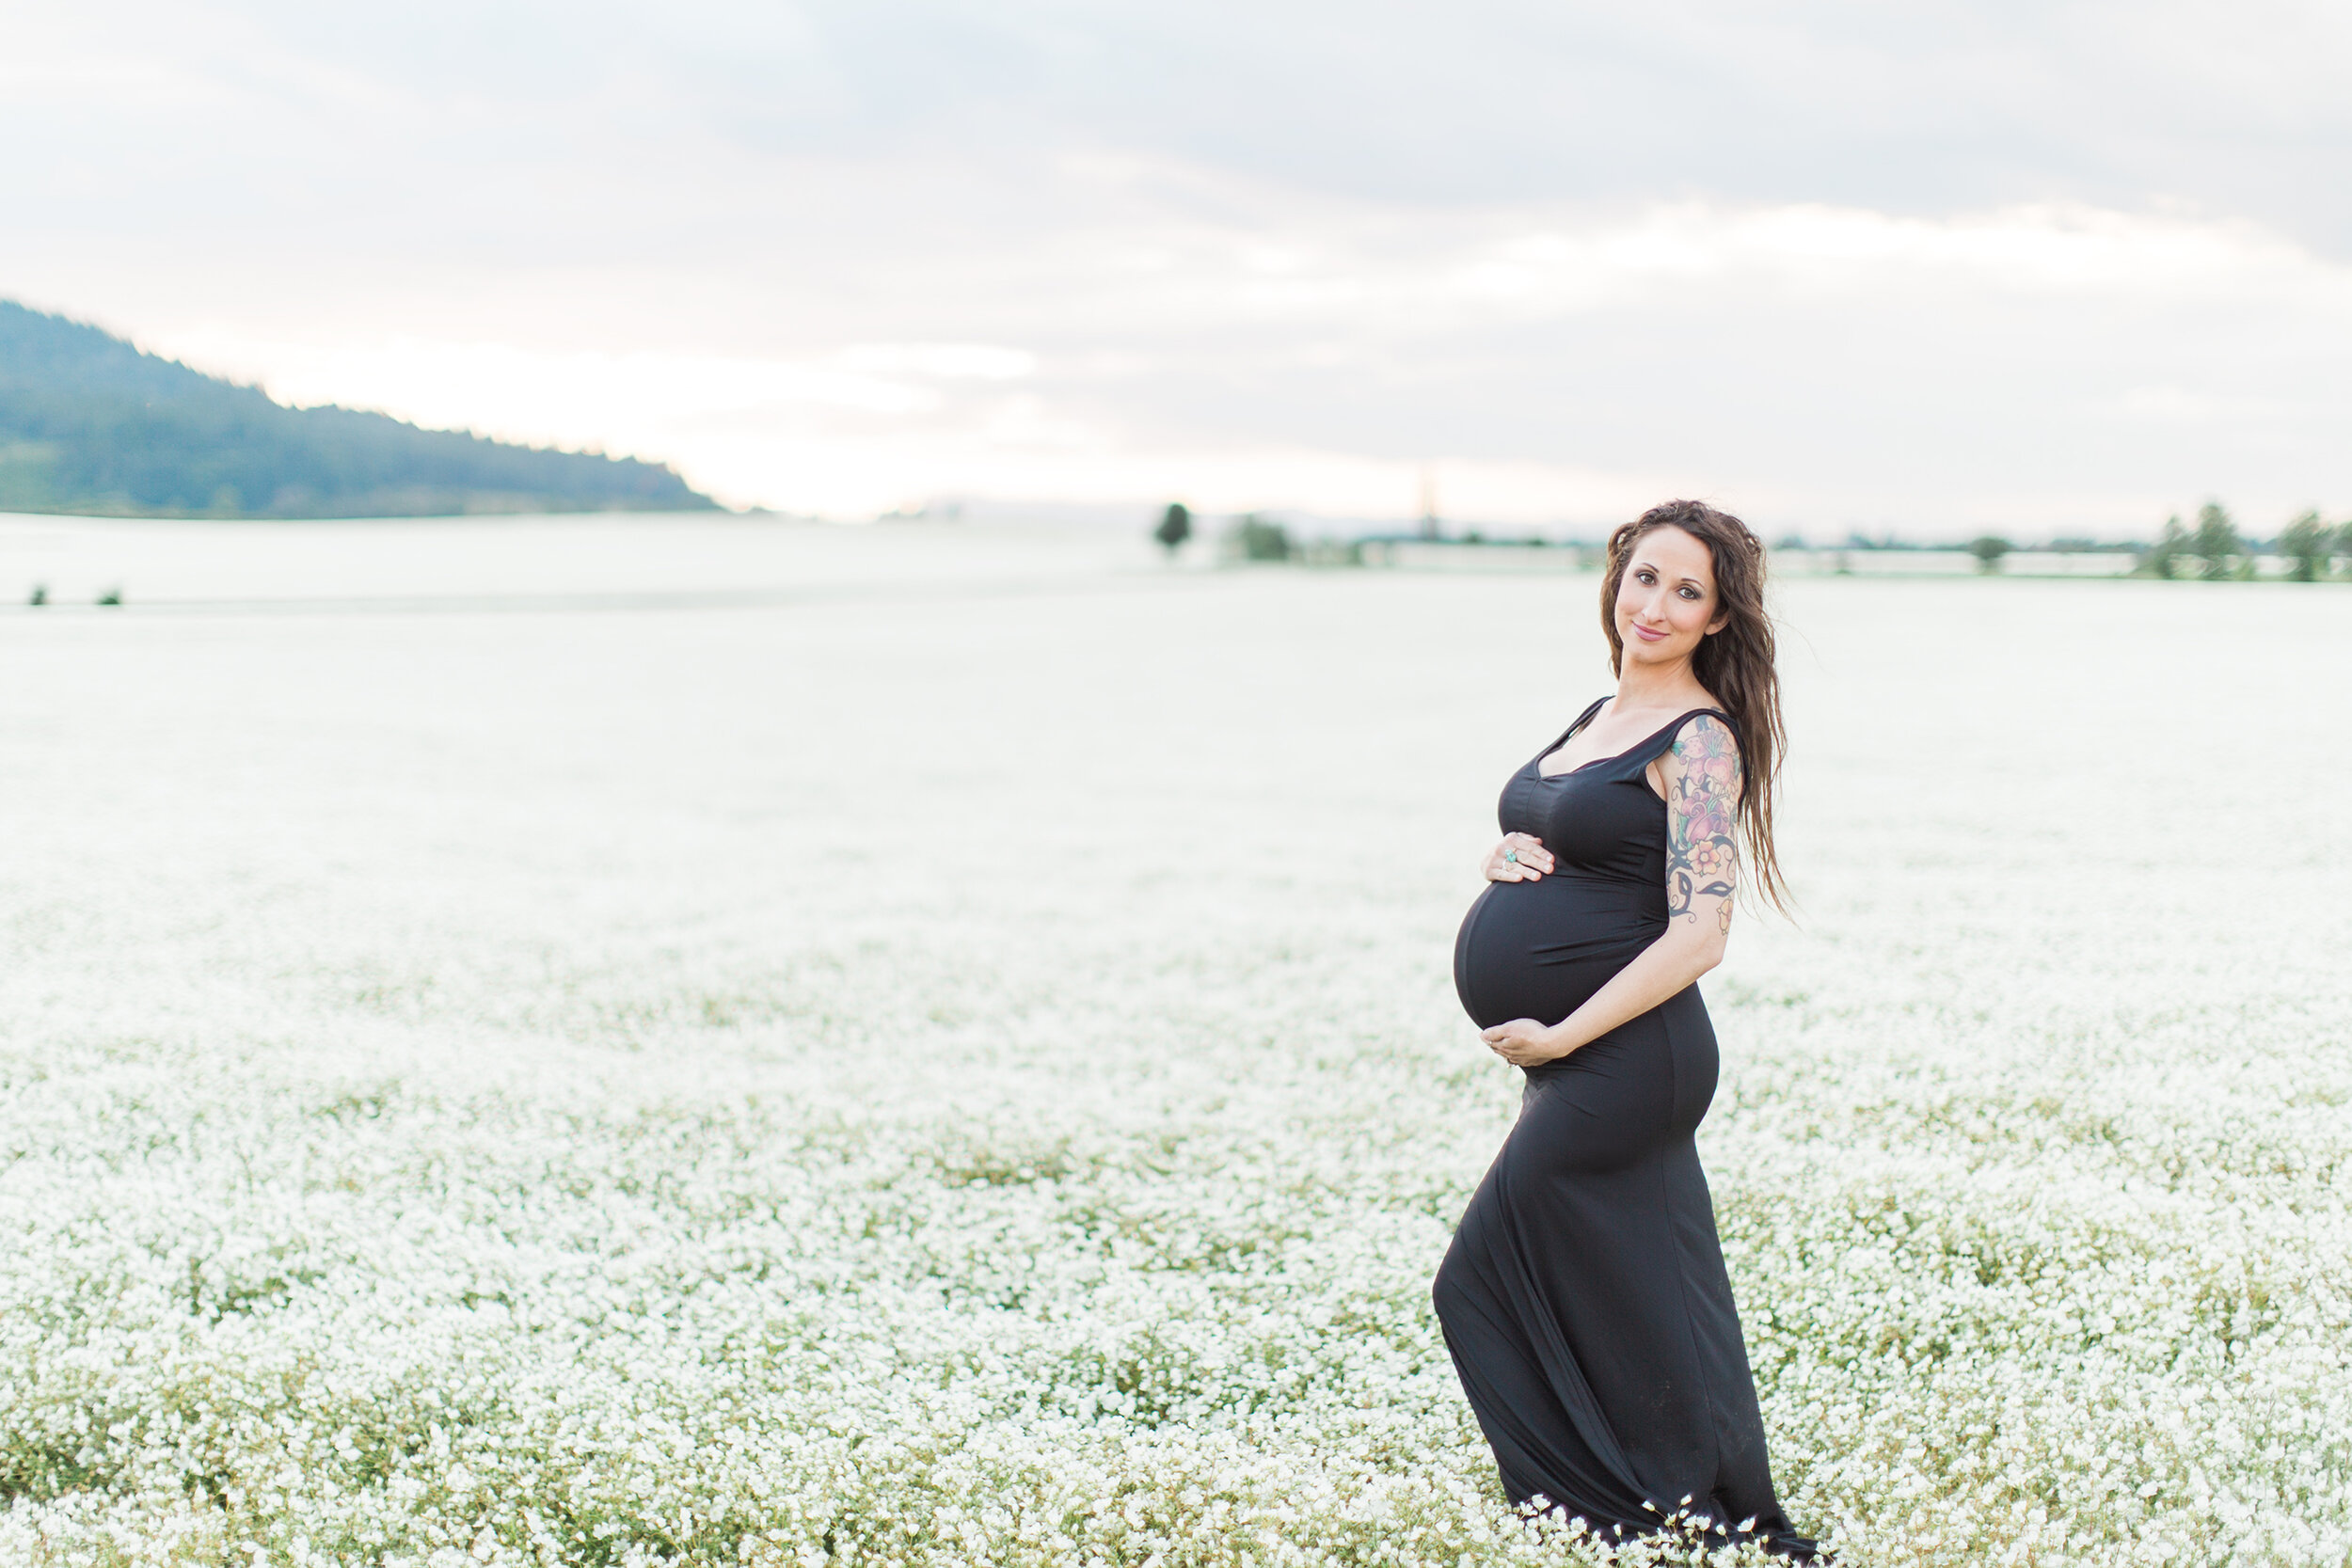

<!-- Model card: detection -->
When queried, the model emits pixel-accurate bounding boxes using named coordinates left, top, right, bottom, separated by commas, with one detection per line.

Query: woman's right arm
left=1482, top=832, right=1553, bottom=882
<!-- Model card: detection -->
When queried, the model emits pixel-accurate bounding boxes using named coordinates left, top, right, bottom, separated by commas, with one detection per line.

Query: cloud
left=6, top=2, right=2350, bottom=531
left=834, top=344, right=1039, bottom=381
left=119, top=189, right=2351, bottom=530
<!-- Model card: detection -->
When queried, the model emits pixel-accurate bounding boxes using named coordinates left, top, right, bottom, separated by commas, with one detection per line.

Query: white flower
left=0, top=531, right=2343, bottom=1566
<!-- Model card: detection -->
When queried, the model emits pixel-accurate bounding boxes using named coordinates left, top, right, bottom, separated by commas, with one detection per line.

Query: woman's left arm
left=1483, top=715, right=1741, bottom=1067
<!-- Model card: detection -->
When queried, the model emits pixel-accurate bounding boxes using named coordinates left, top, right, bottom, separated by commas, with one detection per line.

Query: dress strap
left=1533, top=696, right=1612, bottom=764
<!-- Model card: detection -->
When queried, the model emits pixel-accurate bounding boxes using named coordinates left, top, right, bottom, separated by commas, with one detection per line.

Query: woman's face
left=1613, top=524, right=1729, bottom=668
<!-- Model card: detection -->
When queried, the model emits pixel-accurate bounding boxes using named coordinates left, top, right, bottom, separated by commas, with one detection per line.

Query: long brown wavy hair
left=1600, top=499, right=1790, bottom=912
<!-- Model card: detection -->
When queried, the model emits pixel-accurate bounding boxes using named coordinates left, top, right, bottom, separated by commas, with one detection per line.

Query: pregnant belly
left=1453, top=874, right=1664, bottom=1030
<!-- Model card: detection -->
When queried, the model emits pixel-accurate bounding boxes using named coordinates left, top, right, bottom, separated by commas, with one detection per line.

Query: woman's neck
left=1613, top=657, right=1709, bottom=713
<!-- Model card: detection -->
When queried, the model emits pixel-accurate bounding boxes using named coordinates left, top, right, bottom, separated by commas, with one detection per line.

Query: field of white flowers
left=1, top=519, right=2345, bottom=1568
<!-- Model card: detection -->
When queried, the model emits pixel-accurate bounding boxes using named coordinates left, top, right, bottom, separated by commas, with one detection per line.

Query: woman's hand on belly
left=1481, top=1017, right=1572, bottom=1068
left=1482, top=832, right=1553, bottom=882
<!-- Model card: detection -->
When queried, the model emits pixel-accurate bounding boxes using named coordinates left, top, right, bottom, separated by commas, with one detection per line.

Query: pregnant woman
left=1437, top=499, right=1820, bottom=1560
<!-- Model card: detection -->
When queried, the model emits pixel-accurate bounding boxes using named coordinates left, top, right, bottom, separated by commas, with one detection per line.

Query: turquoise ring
left=1502, top=847, right=1518, bottom=863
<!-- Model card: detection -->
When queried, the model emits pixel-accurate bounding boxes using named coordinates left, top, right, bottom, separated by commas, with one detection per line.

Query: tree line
left=2141, top=502, right=2344, bottom=580
left=0, top=301, right=716, bottom=518
left=1965, top=502, right=2344, bottom=578
left=1160, top=499, right=2350, bottom=580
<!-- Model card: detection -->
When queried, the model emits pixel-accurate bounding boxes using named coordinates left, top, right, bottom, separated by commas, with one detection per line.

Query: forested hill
left=0, top=302, right=718, bottom=518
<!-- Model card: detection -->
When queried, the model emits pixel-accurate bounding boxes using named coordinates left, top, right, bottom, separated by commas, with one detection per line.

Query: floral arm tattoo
left=1664, top=715, right=1741, bottom=934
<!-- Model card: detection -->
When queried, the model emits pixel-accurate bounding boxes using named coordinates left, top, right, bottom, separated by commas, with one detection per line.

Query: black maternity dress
left=1437, top=699, right=1817, bottom=1559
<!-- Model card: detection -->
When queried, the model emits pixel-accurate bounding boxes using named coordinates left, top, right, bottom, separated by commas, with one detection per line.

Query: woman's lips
left=1631, top=623, right=1667, bottom=641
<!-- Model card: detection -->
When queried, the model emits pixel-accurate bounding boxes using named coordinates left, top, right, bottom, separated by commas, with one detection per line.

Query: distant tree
left=27, top=583, right=46, bottom=606
left=2192, top=501, right=2239, bottom=580
left=2145, top=515, right=2188, bottom=579
left=1152, top=502, right=1192, bottom=556
left=1235, top=513, right=1294, bottom=562
left=1968, top=535, right=2011, bottom=574
left=2280, top=510, right=2328, bottom=582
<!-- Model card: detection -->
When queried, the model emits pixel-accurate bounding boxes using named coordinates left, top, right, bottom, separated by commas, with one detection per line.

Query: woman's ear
left=1705, top=611, right=1730, bottom=635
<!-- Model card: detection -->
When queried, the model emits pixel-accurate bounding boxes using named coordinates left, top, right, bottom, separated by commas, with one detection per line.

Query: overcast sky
left=5, top=0, right=2349, bottom=532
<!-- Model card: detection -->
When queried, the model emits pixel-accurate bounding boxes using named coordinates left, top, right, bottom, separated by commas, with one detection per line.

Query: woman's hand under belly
left=1482, top=1016, right=1572, bottom=1068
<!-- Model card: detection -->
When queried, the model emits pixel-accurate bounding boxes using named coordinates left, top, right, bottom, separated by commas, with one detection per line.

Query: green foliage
left=1967, top=535, right=2011, bottom=573
left=2144, top=515, right=2188, bottom=579
left=0, top=300, right=716, bottom=518
left=2192, top=501, right=2239, bottom=580
left=1152, top=502, right=1192, bottom=554
left=2280, top=511, right=2330, bottom=582
left=1233, top=513, right=1294, bottom=562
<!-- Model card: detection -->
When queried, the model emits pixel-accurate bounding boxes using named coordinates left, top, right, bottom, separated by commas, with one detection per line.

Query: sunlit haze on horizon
left=6, top=0, right=2350, bottom=534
